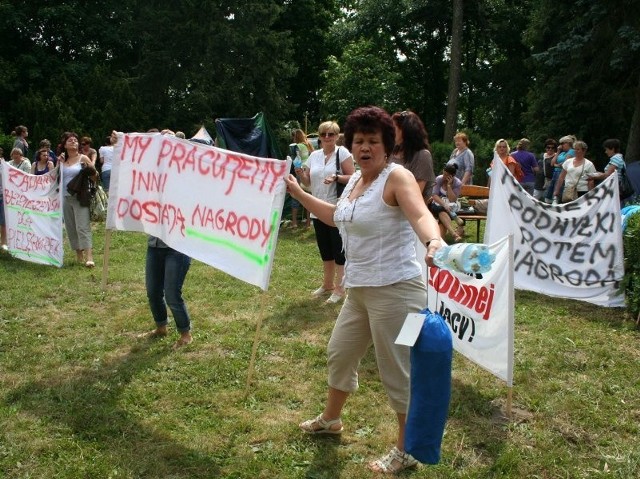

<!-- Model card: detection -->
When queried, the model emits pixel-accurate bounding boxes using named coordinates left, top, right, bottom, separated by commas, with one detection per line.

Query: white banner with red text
left=420, top=235, right=514, bottom=385
left=485, top=156, right=625, bottom=307
left=2, top=162, right=63, bottom=267
left=106, top=133, right=289, bottom=290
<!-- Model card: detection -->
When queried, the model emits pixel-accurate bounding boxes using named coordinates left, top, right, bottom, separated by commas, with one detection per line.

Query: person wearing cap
left=511, top=138, right=539, bottom=195
left=545, top=135, right=575, bottom=202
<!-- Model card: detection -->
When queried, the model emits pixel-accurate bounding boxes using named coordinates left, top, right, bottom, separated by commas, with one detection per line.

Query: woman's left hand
left=425, top=239, right=442, bottom=267
left=285, top=174, right=304, bottom=198
left=323, top=174, right=337, bottom=184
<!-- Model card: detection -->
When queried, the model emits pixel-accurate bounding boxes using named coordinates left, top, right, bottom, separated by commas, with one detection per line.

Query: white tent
left=190, top=126, right=214, bottom=145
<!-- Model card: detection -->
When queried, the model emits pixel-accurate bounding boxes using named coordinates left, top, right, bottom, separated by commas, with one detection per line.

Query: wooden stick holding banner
left=101, top=229, right=113, bottom=291
left=245, top=292, right=269, bottom=397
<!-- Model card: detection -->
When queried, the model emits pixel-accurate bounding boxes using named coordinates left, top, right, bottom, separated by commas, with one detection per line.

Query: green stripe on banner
left=6, top=205, right=61, bottom=218
left=185, top=228, right=270, bottom=267
left=10, top=250, right=62, bottom=267
left=185, top=209, right=280, bottom=267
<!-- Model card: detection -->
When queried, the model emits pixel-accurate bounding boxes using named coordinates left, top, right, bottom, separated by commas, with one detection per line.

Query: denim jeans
left=145, top=246, right=192, bottom=332
left=545, top=169, right=563, bottom=200
left=101, top=169, right=111, bottom=192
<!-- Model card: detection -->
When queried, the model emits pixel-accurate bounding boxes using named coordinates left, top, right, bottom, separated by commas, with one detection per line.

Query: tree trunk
left=626, top=72, right=640, bottom=163
left=443, top=0, right=464, bottom=142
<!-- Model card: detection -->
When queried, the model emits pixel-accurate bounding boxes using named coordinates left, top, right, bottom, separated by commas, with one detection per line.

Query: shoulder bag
left=619, top=165, right=635, bottom=199
left=562, top=161, right=585, bottom=203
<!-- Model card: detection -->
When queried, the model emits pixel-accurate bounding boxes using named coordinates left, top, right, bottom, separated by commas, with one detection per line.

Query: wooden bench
left=457, top=185, right=489, bottom=243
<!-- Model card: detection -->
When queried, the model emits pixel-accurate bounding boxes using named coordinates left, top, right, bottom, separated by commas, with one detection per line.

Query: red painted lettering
left=122, top=135, right=153, bottom=164
left=191, top=205, right=274, bottom=247
left=429, top=267, right=495, bottom=320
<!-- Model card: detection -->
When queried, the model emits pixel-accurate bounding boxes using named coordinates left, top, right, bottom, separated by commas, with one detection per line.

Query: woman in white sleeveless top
left=285, top=106, right=443, bottom=475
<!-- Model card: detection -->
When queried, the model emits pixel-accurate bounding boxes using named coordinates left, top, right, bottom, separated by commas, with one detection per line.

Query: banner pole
left=245, top=291, right=268, bottom=397
left=506, top=386, right=513, bottom=420
left=101, top=229, right=112, bottom=291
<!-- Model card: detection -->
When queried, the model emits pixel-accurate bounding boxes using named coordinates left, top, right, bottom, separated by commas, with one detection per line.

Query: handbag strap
left=577, top=160, right=585, bottom=180
left=335, top=147, right=341, bottom=175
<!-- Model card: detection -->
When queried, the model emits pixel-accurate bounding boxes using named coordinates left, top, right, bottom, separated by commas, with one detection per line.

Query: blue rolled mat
left=405, top=308, right=453, bottom=464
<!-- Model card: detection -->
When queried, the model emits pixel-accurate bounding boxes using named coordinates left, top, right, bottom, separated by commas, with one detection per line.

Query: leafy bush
left=0, top=133, right=15, bottom=158
left=622, top=207, right=640, bottom=319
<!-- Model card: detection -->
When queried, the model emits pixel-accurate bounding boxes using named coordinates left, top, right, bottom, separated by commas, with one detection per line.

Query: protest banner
left=418, top=236, right=514, bottom=385
left=485, top=157, right=625, bottom=307
left=1, top=163, right=63, bottom=267
left=106, top=133, right=289, bottom=291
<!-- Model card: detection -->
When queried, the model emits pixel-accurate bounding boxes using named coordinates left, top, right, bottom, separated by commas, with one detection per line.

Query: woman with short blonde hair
left=294, top=120, right=355, bottom=303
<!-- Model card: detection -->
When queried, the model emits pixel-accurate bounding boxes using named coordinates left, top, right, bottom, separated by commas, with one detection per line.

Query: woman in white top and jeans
left=285, top=106, right=443, bottom=475
left=295, top=121, right=355, bottom=303
left=98, top=130, right=118, bottom=192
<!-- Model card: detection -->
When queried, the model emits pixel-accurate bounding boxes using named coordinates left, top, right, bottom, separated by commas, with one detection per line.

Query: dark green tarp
left=215, top=112, right=294, bottom=219
left=214, top=112, right=282, bottom=159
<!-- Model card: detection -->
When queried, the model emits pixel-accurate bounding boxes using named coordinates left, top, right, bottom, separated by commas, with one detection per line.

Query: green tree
left=524, top=0, right=640, bottom=161
left=329, top=0, right=534, bottom=140
left=443, top=0, right=464, bottom=141
left=274, top=0, right=341, bottom=129
left=0, top=1, right=297, bottom=144
left=319, top=38, right=402, bottom=123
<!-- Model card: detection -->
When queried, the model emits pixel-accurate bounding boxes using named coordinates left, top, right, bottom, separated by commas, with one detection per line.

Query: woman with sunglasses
left=545, top=135, right=575, bottom=203
left=286, top=106, right=442, bottom=474
left=295, top=121, right=355, bottom=304
left=533, top=139, right=557, bottom=200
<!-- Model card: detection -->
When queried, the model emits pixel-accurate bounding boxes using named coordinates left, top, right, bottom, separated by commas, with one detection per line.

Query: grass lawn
left=1, top=221, right=639, bottom=478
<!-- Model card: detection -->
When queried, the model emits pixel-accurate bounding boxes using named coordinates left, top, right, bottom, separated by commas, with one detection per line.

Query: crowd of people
left=0, top=127, right=118, bottom=263
left=0, top=127, right=194, bottom=351
left=286, top=109, right=634, bottom=473
left=2, top=114, right=633, bottom=474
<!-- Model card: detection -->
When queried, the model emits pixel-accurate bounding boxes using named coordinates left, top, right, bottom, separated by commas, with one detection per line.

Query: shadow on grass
left=299, top=435, right=343, bottom=479
left=3, top=341, right=223, bottom=478
left=448, top=377, right=510, bottom=458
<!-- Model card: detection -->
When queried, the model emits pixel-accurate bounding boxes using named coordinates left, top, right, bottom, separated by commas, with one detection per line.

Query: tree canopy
left=1, top=0, right=638, bottom=162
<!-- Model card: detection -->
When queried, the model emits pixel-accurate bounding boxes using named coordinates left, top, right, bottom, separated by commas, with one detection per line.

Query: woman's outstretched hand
left=284, top=174, right=304, bottom=199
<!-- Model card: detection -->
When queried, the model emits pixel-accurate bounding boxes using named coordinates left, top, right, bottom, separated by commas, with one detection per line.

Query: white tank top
left=334, top=163, right=422, bottom=288
left=62, top=162, right=83, bottom=197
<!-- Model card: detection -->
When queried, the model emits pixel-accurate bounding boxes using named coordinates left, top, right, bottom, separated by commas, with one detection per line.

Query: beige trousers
left=327, top=276, right=427, bottom=413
